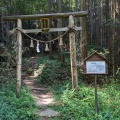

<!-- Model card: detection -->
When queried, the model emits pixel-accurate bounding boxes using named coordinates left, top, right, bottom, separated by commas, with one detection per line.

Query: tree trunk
left=80, top=0, right=87, bottom=62
left=57, top=0, right=65, bottom=65
left=105, top=0, right=110, bottom=56
left=6, top=0, right=10, bottom=45
left=48, top=0, right=52, bottom=55
left=112, top=0, right=117, bottom=80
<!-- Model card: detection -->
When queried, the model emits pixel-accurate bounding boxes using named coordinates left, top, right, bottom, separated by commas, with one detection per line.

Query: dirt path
left=22, top=57, right=60, bottom=120
left=23, top=76, right=54, bottom=107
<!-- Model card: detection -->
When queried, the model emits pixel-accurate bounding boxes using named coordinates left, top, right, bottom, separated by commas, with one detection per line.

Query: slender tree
left=112, top=0, right=118, bottom=80
left=80, top=0, right=87, bottom=62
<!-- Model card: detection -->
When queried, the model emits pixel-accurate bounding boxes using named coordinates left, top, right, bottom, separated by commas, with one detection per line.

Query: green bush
left=36, top=56, right=71, bottom=85
left=50, top=83, right=120, bottom=120
left=116, top=67, right=120, bottom=81
left=0, top=81, right=39, bottom=120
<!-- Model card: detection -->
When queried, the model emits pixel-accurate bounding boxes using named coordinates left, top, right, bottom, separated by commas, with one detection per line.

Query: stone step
left=40, top=108, right=61, bottom=118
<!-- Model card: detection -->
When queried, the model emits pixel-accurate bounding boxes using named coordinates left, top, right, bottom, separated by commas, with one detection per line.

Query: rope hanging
left=13, top=27, right=68, bottom=43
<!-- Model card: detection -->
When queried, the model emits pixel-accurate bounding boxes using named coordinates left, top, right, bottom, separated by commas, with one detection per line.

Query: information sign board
left=83, top=52, right=109, bottom=117
left=86, top=61, right=106, bottom=74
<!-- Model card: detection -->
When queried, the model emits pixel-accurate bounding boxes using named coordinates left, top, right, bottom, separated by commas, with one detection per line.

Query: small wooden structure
left=3, top=11, right=87, bottom=94
left=83, top=52, right=109, bottom=75
left=83, top=52, right=109, bottom=118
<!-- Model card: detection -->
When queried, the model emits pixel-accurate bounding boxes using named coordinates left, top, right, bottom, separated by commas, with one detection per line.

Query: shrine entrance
left=3, top=11, right=87, bottom=95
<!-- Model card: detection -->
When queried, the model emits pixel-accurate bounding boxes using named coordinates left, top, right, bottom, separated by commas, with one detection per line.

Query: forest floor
left=22, top=56, right=61, bottom=120
left=19, top=54, right=120, bottom=120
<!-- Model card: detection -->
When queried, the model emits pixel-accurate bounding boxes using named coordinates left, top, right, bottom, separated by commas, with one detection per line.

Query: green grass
left=48, top=83, right=120, bottom=120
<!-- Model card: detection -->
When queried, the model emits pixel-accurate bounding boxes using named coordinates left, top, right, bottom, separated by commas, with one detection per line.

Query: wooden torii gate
left=3, top=11, right=87, bottom=95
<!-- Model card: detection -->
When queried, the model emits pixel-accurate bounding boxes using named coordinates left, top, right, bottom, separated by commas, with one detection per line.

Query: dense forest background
left=0, top=0, right=120, bottom=78
left=1, top=1, right=120, bottom=119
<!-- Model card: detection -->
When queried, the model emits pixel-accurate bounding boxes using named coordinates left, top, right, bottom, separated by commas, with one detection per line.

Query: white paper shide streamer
left=36, top=41, right=40, bottom=53
left=45, top=43, right=49, bottom=52
left=30, top=39, right=34, bottom=47
left=59, top=37, right=63, bottom=46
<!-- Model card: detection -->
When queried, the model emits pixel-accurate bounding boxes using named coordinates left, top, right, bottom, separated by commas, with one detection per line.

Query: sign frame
left=86, top=61, right=106, bottom=74
left=83, top=52, right=109, bottom=75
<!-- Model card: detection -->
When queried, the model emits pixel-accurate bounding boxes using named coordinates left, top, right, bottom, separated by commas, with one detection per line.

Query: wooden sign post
left=83, top=52, right=109, bottom=119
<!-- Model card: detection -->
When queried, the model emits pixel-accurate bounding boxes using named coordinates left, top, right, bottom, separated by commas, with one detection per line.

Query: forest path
left=22, top=56, right=60, bottom=120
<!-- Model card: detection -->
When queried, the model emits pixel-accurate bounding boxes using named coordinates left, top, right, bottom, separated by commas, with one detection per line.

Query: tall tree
left=88, top=0, right=94, bottom=44
left=105, top=0, right=110, bottom=52
left=112, top=0, right=118, bottom=80
left=57, top=0, right=65, bottom=65
left=80, top=0, right=87, bottom=62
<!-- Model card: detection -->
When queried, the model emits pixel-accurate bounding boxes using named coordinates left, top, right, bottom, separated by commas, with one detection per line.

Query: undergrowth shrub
left=50, top=83, right=120, bottom=120
left=0, top=80, right=39, bottom=120
left=116, top=67, right=120, bottom=81
left=36, top=56, right=71, bottom=85
left=0, top=45, right=39, bottom=120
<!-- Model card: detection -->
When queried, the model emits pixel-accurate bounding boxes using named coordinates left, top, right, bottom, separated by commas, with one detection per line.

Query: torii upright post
left=16, top=19, right=22, bottom=95
left=69, top=15, right=78, bottom=90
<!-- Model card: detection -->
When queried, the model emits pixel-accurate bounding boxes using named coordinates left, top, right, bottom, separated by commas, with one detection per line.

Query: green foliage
left=35, top=54, right=120, bottom=119
left=116, top=67, right=120, bottom=81
left=36, top=56, right=71, bottom=85
left=99, top=48, right=110, bottom=58
left=49, top=83, right=120, bottom=120
left=88, top=45, right=110, bottom=57
left=0, top=6, right=6, bottom=12
left=0, top=81, right=39, bottom=120
left=22, top=58, right=27, bottom=64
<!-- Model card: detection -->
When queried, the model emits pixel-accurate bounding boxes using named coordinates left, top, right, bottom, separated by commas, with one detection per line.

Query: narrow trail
left=22, top=57, right=60, bottom=120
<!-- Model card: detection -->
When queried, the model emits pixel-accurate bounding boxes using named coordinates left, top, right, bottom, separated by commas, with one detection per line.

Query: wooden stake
left=95, top=75, right=98, bottom=119
left=16, top=19, right=22, bottom=95
left=69, top=15, right=78, bottom=90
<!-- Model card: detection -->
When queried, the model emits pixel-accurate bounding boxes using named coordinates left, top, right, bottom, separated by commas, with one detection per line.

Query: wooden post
left=69, top=15, right=78, bottom=90
left=95, top=75, right=98, bottom=119
left=16, top=19, right=22, bottom=95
